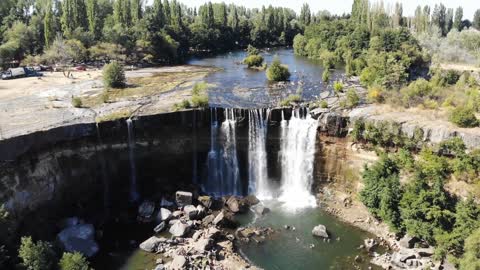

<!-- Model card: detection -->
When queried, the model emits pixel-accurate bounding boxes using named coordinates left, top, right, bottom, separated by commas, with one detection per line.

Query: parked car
left=75, top=64, right=87, bottom=71
left=40, top=65, right=53, bottom=71
left=1, top=67, right=26, bottom=80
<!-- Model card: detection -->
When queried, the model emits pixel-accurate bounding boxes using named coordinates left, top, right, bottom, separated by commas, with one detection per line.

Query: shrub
left=351, top=120, right=365, bottom=142
left=320, top=100, right=328, bottom=108
left=173, top=99, right=191, bottom=111
left=192, top=82, right=208, bottom=96
left=449, top=107, right=479, bottom=128
left=400, top=78, right=433, bottom=107
left=191, top=94, right=208, bottom=108
left=243, top=54, right=264, bottom=68
left=333, top=81, right=344, bottom=94
left=266, top=57, right=290, bottom=81
left=71, top=97, right=82, bottom=108
left=103, top=61, right=126, bottom=88
left=18, top=236, right=56, bottom=270
left=280, top=94, right=302, bottom=107
left=59, top=252, right=91, bottom=270
left=367, top=85, right=385, bottom=103
left=322, top=69, right=330, bottom=83
left=247, top=44, right=259, bottom=56
left=343, top=89, right=360, bottom=109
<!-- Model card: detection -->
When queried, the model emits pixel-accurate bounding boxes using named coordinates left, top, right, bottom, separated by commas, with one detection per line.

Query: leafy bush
left=293, top=34, right=308, bottom=56
left=71, top=97, right=82, bottom=108
left=18, top=236, right=56, bottom=270
left=280, top=94, right=302, bottom=107
left=350, top=120, right=365, bottom=142
left=247, top=44, right=259, bottom=56
left=322, top=69, right=330, bottom=83
left=400, top=78, right=433, bottom=107
left=333, top=81, right=344, bottom=94
left=320, top=100, right=328, bottom=108
left=192, top=82, right=208, bottom=96
left=59, top=252, right=91, bottom=270
left=243, top=54, right=264, bottom=68
left=449, top=107, right=479, bottom=128
left=173, top=100, right=191, bottom=111
left=266, top=58, right=290, bottom=81
left=191, top=94, right=208, bottom=108
left=367, top=85, right=385, bottom=103
left=342, top=89, right=360, bottom=109
left=103, top=61, right=126, bottom=88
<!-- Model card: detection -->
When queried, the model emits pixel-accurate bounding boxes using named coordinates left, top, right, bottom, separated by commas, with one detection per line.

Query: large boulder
left=170, top=255, right=187, bottom=270
left=213, top=210, right=238, bottom=228
left=169, top=221, right=191, bottom=237
left=139, top=236, right=166, bottom=252
left=175, top=191, right=192, bottom=207
left=156, top=208, right=172, bottom=223
left=399, top=235, right=419, bottom=249
left=138, top=201, right=155, bottom=221
left=198, top=196, right=213, bottom=209
left=202, top=214, right=215, bottom=227
left=57, top=224, right=99, bottom=257
left=226, top=197, right=247, bottom=213
left=312, top=224, right=329, bottom=239
left=243, top=195, right=260, bottom=206
left=194, top=238, right=213, bottom=252
left=183, top=205, right=199, bottom=220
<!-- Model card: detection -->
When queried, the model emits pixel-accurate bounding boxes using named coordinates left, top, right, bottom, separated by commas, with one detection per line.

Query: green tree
left=459, top=227, right=480, bottom=270
left=432, top=4, right=447, bottom=36
left=299, top=3, right=311, bottom=26
left=59, top=252, right=92, bottom=270
left=103, top=61, right=126, bottom=88
left=266, top=57, right=290, bottom=81
left=113, top=0, right=131, bottom=26
left=474, top=10, right=480, bottom=30
left=360, top=155, right=403, bottom=231
left=18, top=237, right=56, bottom=270
left=44, top=1, right=54, bottom=48
left=86, top=0, right=99, bottom=37
left=454, top=7, right=464, bottom=31
left=130, top=0, right=141, bottom=24
left=61, top=0, right=87, bottom=36
left=449, top=107, right=479, bottom=128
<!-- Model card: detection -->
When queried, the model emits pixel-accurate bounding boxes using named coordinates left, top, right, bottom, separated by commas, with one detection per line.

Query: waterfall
left=278, top=109, right=318, bottom=210
left=205, top=108, right=241, bottom=197
left=248, top=108, right=272, bottom=199
left=95, top=123, right=110, bottom=219
left=126, top=119, right=139, bottom=202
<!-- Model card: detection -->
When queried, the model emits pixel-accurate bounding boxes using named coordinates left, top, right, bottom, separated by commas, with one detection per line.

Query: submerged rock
left=175, top=191, right=193, bottom=207
left=138, top=200, right=155, bottom=222
left=212, top=210, right=237, bottom=228
left=243, top=195, right=260, bottom=206
left=226, top=196, right=247, bottom=213
left=312, top=224, right=329, bottom=239
left=57, top=224, right=99, bottom=257
left=252, top=204, right=270, bottom=216
left=364, top=238, right=378, bottom=252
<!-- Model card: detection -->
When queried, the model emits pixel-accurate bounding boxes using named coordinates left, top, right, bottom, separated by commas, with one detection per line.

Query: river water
left=188, top=48, right=345, bottom=108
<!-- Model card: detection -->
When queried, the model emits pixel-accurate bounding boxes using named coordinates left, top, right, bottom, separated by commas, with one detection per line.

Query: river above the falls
left=188, top=48, right=345, bottom=108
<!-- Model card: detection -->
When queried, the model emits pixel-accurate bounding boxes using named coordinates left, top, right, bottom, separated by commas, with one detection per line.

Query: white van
left=1, top=68, right=26, bottom=80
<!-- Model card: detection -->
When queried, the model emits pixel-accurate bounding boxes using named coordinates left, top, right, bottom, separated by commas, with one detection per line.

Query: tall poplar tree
left=453, top=7, right=463, bottom=31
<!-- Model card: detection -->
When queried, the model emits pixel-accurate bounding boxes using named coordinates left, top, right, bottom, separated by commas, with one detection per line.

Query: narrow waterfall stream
left=126, top=119, right=139, bottom=202
left=248, top=108, right=272, bottom=198
left=205, top=108, right=242, bottom=196
left=278, top=109, right=318, bottom=210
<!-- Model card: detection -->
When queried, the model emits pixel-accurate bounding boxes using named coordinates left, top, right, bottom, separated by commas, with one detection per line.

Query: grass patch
left=279, top=94, right=302, bottom=107
left=95, top=110, right=132, bottom=123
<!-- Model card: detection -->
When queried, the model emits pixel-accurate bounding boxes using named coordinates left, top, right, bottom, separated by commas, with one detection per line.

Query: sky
left=172, top=0, right=478, bottom=20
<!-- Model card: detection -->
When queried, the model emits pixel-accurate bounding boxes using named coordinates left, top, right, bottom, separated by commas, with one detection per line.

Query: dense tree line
left=0, top=0, right=306, bottom=68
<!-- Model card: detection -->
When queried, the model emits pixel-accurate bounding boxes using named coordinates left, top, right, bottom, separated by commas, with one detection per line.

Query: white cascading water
left=205, top=108, right=242, bottom=197
left=278, top=109, right=318, bottom=210
left=248, top=108, right=272, bottom=199
left=126, top=119, right=139, bottom=202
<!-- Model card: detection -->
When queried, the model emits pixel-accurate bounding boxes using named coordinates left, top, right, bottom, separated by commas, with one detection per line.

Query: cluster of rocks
left=370, top=235, right=450, bottom=270
left=139, top=191, right=267, bottom=270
